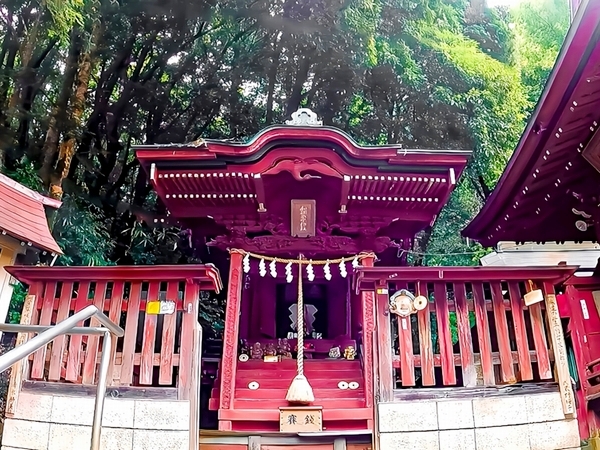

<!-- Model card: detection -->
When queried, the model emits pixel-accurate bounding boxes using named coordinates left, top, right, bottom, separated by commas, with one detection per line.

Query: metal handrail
left=0, top=305, right=124, bottom=450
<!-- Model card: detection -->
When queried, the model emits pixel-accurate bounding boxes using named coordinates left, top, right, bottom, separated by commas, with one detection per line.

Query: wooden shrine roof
left=135, top=115, right=470, bottom=250
left=0, top=174, right=62, bottom=254
left=464, top=0, right=600, bottom=246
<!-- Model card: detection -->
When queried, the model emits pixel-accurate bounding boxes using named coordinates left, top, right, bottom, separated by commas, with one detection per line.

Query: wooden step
left=234, top=398, right=366, bottom=409
left=231, top=374, right=362, bottom=382
left=230, top=379, right=364, bottom=389
left=238, top=360, right=361, bottom=370
left=209, top=396, right=367, bottom=411
left=212, top=388, right=365, bottom=399
left=236, top=365, right=361, bottom=371
left=218, top=407, right=373, bottom=422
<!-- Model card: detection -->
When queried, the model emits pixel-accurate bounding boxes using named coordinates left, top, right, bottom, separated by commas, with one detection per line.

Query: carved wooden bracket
left=262, top=158, right=343, bottom=181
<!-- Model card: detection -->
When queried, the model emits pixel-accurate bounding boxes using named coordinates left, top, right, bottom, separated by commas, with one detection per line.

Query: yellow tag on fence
left=146, top=300, right=176, bottom=315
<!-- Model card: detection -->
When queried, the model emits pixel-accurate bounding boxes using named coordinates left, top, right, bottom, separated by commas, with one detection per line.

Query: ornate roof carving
left=285, top=108, right=323, bottom=127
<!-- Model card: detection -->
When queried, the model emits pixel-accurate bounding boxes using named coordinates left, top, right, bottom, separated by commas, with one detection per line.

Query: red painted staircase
left=210, top=359, right=372, bottom=432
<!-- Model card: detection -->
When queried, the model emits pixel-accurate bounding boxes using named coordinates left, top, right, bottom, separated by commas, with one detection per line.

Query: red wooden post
left=434, top=283, right=456, bottom=385
left=159, top=281, right=179, bottom=384
left=178, top=282, right=199, bottom=400
left=65, top=282, right=90, bottom=382
left=527, top=282, right=552, bottom=379
left=82, top=282, right=108, bottom=384
left=360, top=256, right=375, bottom=410
left=31, top=282, right=56, bottom=380
left=107, top=281, right=124, bottom=386
left=48, top=282, right=73, bottom=381
left=120, top=282, right=142, bottom=385
left=396, top=281, right=415, bottom=387
left=375, top=281, right=394, bottom=401
left=417, top=281, right=435, bottom=386
left=140, top=282, right=160, bottom=385
left=508, top=282, right=533, bottom=380
left=490, top=282, right=515, bottom=383
left=472, top=282, right=494, bottom=385
left=454, top=282, right=476, bottom=387
left=219, top=251, right=244, bottom=430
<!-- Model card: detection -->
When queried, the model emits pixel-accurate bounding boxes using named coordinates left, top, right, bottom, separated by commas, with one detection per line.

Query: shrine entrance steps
left=210, top=359, right=372, bottom=432
left=199, top=429, right=373, bottom=450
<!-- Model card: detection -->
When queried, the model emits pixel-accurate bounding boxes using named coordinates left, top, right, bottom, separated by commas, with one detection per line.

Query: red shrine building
left=3, top=3, right=600, bottom=449
left=0, top=106, right=582, bottom=450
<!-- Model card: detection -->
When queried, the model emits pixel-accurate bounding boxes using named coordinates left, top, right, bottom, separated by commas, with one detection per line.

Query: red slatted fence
left=355, top=266, right=576, bottom=390
left=5, top=265, right=221, bottom=400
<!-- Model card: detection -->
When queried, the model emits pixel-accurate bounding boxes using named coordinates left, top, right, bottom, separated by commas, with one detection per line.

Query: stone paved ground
left=0, top=338, right=16, bottom=435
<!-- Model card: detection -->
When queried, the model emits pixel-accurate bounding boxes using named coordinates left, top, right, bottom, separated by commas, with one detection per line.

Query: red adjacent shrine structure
left=465, top=0, right=600, bottom=442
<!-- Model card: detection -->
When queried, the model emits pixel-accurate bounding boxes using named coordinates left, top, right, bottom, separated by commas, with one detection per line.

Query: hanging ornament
left=285, top=262, right=293, bottom=283
left=243, top=253, right=251, bottom=273
left=324, top=260, right=332, bottom=281
left=306, top=261, right=315, bottom=282
left=259, top=258, right=267, bottom=277
left=352, top=256, right=360, bottom=269
left=269, top=259, right=277, bottom=278
left=339, top=258, right=347, bottom=278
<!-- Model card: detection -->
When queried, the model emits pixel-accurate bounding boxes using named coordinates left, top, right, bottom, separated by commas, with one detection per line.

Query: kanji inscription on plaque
left=279, top=406, right=323, bottom=432
left=291, top=199, right=316, bottom=238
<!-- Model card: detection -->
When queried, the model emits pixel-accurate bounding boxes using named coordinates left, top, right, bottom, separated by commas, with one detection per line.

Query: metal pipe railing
left=0, top=305, right=124, bottom=450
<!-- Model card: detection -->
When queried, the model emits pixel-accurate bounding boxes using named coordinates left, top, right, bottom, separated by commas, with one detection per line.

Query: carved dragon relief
left=262, top=158, right=344, bottom=181
left=206, top=212, right=398, bottom=254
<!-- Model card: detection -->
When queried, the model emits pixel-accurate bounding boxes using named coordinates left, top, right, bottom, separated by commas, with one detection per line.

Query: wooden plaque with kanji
left=291, top=199, right=316, bottom=237
left=279, top=406, right=323, bottom=432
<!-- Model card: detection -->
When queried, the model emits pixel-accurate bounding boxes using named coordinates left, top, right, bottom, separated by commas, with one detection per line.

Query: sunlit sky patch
left=486, top=0, right=524, bottom=7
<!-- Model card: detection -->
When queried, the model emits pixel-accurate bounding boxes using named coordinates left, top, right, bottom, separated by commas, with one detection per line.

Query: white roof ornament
left=286, top=108, right=323, bottom=126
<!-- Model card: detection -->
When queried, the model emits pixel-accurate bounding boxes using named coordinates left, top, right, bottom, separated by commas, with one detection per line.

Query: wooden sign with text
left=279, top=406, right=323, bottom=432
left=291, top=199, right=316, bottom=238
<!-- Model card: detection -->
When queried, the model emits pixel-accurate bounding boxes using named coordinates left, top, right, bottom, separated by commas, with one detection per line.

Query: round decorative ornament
left=248, top=381, right=260, bottom=390
left=338, top=381, right=349, bottom=390
left=576, top=220, right=588, bottom=231
left=390, top=289, right=414, bottom=317
left=349, top=381, right=360, bottom=390
left=239, top=354, right=249, bottom=362
left=413, top=295, right=428, bottom=311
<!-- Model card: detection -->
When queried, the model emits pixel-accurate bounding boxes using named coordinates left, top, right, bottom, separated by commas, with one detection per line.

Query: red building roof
left=0, top=174, right=62, bottom=254
left=463, top=0, right=600, bottom=246
left=136, top=110, right=470, bottom=256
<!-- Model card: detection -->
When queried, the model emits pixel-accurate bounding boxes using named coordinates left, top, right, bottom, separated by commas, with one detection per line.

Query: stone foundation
left=1, top=392, right=190, bottom=450
left=378, top=391, right=580, bottom=450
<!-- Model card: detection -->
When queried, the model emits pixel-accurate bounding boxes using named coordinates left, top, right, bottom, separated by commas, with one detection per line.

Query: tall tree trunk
left=286, top=55, right=311, bottom=117
left=40, top=32, right=81, bottom=185
left=8, top=14, right=41, bottom=111
left=265, top=36, right=282, bottom=125
left=50, top=25, right=101, bottom=200
left=0, top=19, right=23, bottom=169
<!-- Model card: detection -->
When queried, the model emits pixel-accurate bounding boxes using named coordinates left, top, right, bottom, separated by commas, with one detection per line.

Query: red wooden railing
left=388, top=280, right=551, bottom=387
left=5, top=265, right=221, bottom=400
left=354, top=266, right=577, bottom=404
